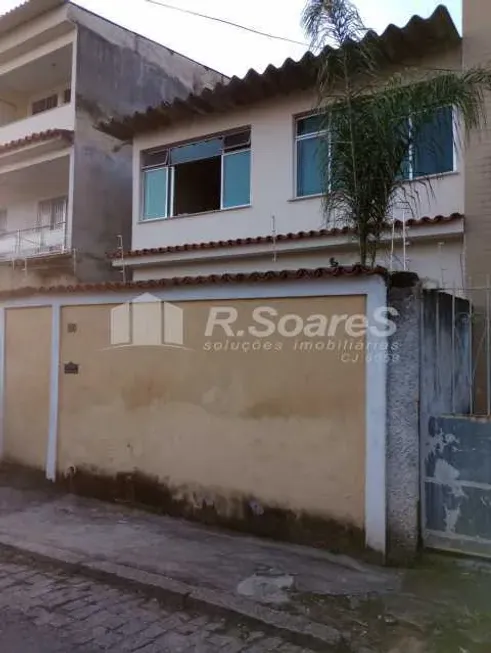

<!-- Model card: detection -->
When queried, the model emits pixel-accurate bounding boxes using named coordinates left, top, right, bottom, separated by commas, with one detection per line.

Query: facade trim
left=46, top=303, right=61, bottom=481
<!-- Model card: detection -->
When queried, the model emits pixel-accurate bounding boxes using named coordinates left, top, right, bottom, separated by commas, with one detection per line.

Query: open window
left=141, top=129, right=251, bottom=220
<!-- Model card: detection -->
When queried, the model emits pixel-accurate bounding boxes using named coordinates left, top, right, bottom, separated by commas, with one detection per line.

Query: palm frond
left=303, top=0, right=379, bottom=96
left=303, top=0, right=491, bottom=266
left=302, top=0, right=366, bottom=50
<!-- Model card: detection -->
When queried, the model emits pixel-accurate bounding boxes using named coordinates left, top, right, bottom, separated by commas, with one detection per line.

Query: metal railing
left=426, top=284, right=491, bottom=416
left=0, top=223, right=67, bottom=260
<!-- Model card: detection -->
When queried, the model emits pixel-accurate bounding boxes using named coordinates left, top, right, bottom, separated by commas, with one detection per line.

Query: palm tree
left=302, top=0, right=491, bottom=266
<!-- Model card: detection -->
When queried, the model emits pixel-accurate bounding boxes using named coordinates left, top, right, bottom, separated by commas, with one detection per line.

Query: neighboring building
left=103, top=6, right=465, bottom=290
left=0, top=0, right=225, bottom=290
left=464, top=0, right=491, bottom=289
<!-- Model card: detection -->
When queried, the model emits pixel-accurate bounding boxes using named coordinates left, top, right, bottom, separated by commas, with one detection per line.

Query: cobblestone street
left=0, top=552, right=317, bottom=652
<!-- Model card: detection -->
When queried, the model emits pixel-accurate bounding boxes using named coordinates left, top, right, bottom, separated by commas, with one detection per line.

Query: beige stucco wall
left=57, top=295, right=366, bottom=529
left=132, top=47, right=463, bottom=252
left=4, top=306, right=52, bottom=470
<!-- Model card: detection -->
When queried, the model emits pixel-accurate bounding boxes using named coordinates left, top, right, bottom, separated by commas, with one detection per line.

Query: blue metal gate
left=424, top=415, right=491, bottom=557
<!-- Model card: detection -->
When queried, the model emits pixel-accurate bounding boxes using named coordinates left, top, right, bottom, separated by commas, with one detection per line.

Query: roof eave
left=0, top=0, right=68, bottom=36
left=100, top=4, right=461, bottom=142
left=0, top=129, right=74, bottom=156
left=1, top=265, right=388, bottom=300
left=108, top=213, right=464, bottom=262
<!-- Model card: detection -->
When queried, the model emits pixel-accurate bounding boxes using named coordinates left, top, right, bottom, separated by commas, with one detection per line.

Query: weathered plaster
left=386, top=274, right=422, bottom=561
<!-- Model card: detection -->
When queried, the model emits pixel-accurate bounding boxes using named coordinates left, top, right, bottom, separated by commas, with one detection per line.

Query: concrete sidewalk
left=0, top=468, right=489, bottom=652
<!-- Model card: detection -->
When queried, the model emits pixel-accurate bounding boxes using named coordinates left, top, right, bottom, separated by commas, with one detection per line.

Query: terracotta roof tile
left=109, top=213, right=463, bottom=260
left=0, top=129, right=73, bottom=156
left=2, top=265, right=387, bottom=299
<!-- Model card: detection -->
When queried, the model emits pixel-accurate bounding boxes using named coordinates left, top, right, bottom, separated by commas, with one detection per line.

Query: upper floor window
left=141, top=128, right=251, bottom=221
left=295, top=106, right=454, bottom=198
left=403, top=106, right=454, bottom=179
left=37, top=197, right=67, bottom=230
left=31, top=94, right=58, bottom=116
left=295, top=114, right=329, bottom=198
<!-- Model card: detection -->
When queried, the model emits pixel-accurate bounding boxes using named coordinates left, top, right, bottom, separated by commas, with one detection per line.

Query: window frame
left=220, top=148, right=252, bottom=211
left=31, top=93, right=59, bottom=116
left=140, top=128, right=252, bottom=222
left=405, top=107, right=456, bottom=181
left=0, top=209, right=7, bottom=235
left=141, top=166, right=171, bottom=221
left=293, top=107, right=456, bottom=200
left=294, top=113, right=330, bottom=200
left=37, top=196, right=68, bottom=230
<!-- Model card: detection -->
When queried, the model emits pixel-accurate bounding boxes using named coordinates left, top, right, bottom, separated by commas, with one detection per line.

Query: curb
left=0, top=537, right=346, bottom=652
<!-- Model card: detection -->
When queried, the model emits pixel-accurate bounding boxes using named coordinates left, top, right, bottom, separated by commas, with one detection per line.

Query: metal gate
left=421, top=286, right=491, bottom=557
left=423, top=415, right=491, bottom=557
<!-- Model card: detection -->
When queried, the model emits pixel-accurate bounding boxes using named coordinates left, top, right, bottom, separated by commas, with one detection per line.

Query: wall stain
left=58, top=466, right=373, bottom=559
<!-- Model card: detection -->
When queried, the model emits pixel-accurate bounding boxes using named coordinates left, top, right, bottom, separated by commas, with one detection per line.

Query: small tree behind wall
left=302, top=0, right=491, bottom=266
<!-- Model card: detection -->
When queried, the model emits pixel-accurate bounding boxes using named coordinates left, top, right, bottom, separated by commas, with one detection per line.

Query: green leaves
left=302, top=0, right=491, bottom=266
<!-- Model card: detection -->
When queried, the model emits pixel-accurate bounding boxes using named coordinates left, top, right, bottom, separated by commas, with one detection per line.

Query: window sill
left=139, top=204, right=252, bottom=223
left=407, top=169, right=459, bottom=183
left=288, top=169, right=459, bottom=204
left=288, top=193, right=324, bottom=203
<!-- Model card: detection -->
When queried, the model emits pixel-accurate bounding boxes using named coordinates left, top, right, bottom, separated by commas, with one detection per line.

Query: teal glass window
left=222, top=150, right=251, bottom=208
left=398, top=108, right=453, bottom=181
left=413, top=106, right=453, bottom=178
left=142, top=168, right=168, bottom=220
left=141, top=129, right=251, bottom=219
left=170, top=138, right=223, bottom=165
left=296, top=115, right=328, bottom=198
left=296, top=136, right=325, bottom=197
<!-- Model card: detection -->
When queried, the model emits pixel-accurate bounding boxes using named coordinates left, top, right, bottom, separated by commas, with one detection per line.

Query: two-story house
left=103, top=5, right=465, bottom=291
left=0, top=0, right=225, bottom=290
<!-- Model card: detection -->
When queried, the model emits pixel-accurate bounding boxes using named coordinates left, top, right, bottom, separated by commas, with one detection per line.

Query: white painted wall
left=0, top=4, right=70, bottom=61
left=0, top=100, right=16, bottom=125
left=132, top=91, right=465, bottom=251
left=0, top=9, right=75, bottom=141
left=0, top=102, right=74, bottom=147
left=0, top=155, right=70, bottom=231
left=132, top=237, right=464, bottom=291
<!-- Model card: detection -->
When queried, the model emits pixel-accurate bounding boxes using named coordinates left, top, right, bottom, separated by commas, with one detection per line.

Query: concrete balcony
left=0, top=103, right=75, bottom=147
left=0, top=222, right=68, bottom=261
left=0, top=153, right=71, bottom=264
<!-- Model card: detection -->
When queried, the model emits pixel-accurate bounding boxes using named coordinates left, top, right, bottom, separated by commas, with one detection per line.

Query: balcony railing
left=0, top=223, right=68, bottom=261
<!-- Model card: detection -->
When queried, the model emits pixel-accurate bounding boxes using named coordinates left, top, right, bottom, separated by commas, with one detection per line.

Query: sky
left=0, top=0, right=462, bottom=77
